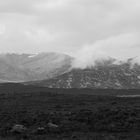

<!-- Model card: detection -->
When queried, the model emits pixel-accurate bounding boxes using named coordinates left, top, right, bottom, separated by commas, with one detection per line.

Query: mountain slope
left=0, top=53, right=73, bottom=82
left=29, top=61, right=140, bottom=89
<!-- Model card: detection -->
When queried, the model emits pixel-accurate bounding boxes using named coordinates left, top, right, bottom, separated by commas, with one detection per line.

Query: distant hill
left=28, top=60, right=140, bottom=89
left=1, top=52, right=140, bottom=89
left=0, top=53, right=73, bottom=82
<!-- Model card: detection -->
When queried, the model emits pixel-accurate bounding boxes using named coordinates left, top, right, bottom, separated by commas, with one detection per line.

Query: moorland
left=0, top=83, right=139, bottom=140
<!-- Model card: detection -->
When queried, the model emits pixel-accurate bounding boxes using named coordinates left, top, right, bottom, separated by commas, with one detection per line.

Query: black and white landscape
left=0, top=53, right=72, bottom=82
left=0, top=53, right=140, bottom=140
left=0, top=0, right=140, bottom=140
left=1, top=53, right=140, bottom=89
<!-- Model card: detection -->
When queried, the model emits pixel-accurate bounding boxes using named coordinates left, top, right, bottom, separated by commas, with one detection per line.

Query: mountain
left=1, top=52, right=140, bottom=89
left=0, top=53, right=73, bottom=82
left=28, top=59, right=140, bottom=89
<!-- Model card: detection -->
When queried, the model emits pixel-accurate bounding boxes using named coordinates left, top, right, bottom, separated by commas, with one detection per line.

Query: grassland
left=0, top=83, right=140, bottom=139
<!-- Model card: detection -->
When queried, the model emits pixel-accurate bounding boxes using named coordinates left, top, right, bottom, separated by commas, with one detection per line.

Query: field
left=0, top=83, right=140, bottom=140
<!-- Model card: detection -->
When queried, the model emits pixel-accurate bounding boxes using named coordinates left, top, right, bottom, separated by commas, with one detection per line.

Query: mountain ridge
left=1, top=52, right=140, bottom=89
left=28, top=60, right=140, bottom=89
left=0, top=52, right=73, bottom=82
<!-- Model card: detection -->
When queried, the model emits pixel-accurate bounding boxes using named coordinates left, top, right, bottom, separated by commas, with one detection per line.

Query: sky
left=0, top=0, right=140, bottom=61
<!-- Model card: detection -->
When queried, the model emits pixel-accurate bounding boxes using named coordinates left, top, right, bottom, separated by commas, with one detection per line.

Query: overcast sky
left=0, top=0, right=140, bottom=59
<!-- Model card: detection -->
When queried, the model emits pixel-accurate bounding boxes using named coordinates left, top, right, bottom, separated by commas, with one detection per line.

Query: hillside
left=29, top=61, right=140, bottom=89
left=0, top=53, right=72, bottom=82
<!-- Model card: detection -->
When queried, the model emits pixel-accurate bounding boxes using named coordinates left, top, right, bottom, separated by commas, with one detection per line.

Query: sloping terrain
left=30, top=62, right=140, bottom=89
left=1, top=53, right=140, bottom=89
left=0, top=53, right=72, bottom=82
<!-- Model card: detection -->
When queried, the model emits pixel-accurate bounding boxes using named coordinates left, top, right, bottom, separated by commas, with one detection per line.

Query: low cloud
left=72, top=33, right=140, bottom=69
left=0, top=0, right=140, bottom=62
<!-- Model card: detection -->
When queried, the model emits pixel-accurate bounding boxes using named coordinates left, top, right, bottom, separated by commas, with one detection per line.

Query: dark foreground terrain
left=0, top=83, right=140, bottom=140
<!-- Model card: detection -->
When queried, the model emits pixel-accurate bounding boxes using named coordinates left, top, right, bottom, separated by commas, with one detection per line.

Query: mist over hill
left=1, top=52, right=140, bottom=89
left=28, top=58, right=140, bottom=89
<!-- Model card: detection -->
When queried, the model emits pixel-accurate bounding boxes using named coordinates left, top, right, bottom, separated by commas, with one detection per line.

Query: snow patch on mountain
left=28, top=53, right=39, bottom=58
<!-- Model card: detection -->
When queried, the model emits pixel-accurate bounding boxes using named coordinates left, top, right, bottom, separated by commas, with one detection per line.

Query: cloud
left=0, top=24, right=5, bottom=35
left=0, top=0, right=42, bottom=14
left=72, top=33, right=140, bottom=68
left=0, top=0, right=140, bottom=60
